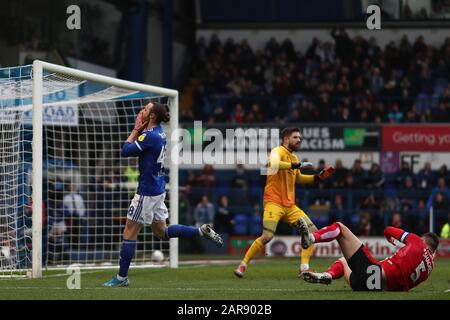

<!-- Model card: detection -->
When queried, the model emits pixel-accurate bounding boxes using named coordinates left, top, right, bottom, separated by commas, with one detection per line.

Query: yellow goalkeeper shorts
left=263, top=201, right=315, bottom=231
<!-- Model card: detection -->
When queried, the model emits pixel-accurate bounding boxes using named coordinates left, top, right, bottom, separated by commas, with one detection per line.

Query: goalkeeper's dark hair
left=152, top=102, right=170, bottom=124
left=422, top=232, right=439, bottom=252
left=281, top=127, right=300, bottom=140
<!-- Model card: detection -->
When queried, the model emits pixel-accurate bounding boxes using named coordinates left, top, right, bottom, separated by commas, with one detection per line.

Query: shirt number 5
left=410, top=261, right=426, bottom=283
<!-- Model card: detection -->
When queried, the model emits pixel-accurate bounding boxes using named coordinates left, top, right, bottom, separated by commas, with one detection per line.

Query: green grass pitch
left=0, top=257, right=449, bottom=300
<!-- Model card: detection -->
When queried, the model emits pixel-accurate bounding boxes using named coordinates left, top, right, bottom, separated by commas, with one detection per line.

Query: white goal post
left=1, top=60, right=179, bottom=278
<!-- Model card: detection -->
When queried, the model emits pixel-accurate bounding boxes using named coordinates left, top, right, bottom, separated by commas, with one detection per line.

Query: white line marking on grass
left=0, top=270, right=108, bottom=281
left=0, top=287, right=446, bottom=294
left=0, top=287, right=336, bottom=292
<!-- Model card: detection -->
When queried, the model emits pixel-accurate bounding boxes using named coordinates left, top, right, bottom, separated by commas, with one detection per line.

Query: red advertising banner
left=383, top=125, right=450, bottom=151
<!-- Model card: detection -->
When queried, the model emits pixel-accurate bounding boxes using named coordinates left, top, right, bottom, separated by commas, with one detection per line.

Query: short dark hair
left=152, top=102, right=170, bottom=124
left=422, top=232, right=439, bottom=252
left=281, top=127, right=300, bottom=140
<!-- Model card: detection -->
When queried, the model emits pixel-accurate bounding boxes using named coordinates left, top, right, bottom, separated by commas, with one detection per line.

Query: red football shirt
left=380, top=227, right=434, bottom=291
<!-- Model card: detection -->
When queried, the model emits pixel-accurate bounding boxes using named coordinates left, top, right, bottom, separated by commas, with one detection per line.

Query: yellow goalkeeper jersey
left=263, top=145, right=314, bottom=207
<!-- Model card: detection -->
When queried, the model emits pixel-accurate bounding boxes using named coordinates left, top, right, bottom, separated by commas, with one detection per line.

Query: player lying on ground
left=234, top=127, right=335, bottom=278
left=103, top=102, right=223, bottom=287
left=296, top=218, right=439, bottom=291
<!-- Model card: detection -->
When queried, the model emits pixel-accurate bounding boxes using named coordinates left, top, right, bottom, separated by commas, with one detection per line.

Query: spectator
left=416, top=162, right=435, bottom=190
left=440, top=213, right=450, bottom=239
left=427, top=177, right=450, bottom=210
left=230, top=103, right=245, bottom=123
left=332, top=159, right=348, bottom=188
left=391, top=212, right=403, bottom=229
left=350, top=159, right=366, bottom=188
left=184, top=170, right=197, bottom=188
left=329, top=194, right=348, bottom=225
left=432, top=193, right=450, bottom=230
left=247, top=103, right=265, bottom=122
left=210, top=106, right=228, bottom=123
left=180, top=109, right=194, bottom=122
left=330, top=28, right=354, bottom=66
left=355, top=213, right=371, bottom=236
left=403, top=176, right=415, bottom=191
left=344, top=172, right=354, bottom=189
left=193, top=195, right=215, bottom=228
left=397, top=176, right=418, bottom=215
left=311, top=183, right=331, bottom=206
left=230, top=164, right=252, bottom=213
left=395, top=161, right=413, bottom=188
left=195, top=164, right=216, bottom=193
left=47, top=180, right=69, bottom=263
left=366, top=163, right=385, bottom=189
left=214, top=195, right=234, bottom=234
left=95, top=178, right=114, bottom=250
left=388, top=103, right=404, bottom=123
left=231, top=164, right=250, bottom=190
left=432, top=101, right=450, bottom=122
left=410, top=199, right=429, bottom=235
left=436, top=164, right=450, bottom=185
left=432, top=192, right=449, bottom=212
left=360, top=193, right=383, bottom=234
left=179, top=185, right=193, bottom=226
left=360, top=193, right=380, bottom=212
left=62, top=183, right=87, bottom=249
left=370, top=67, right=385, bottom=95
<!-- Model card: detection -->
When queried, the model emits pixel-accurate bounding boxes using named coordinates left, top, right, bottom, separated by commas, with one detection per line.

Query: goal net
left=0, top=61, right=179, bottom=277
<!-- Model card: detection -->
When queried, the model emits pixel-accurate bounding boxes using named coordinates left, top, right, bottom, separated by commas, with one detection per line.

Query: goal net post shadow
left=0, top=60, right=179, bottom=278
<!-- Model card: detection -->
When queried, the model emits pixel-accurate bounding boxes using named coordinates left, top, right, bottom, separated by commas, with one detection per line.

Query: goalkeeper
left=103, top=102, right=223, bottom=287
left=234, top=127, right=335, bottom=278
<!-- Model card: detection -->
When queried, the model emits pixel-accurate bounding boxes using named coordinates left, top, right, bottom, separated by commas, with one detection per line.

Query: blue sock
left=118, top=239, right=136, bottom=278
left=165, top=224, right=200, bottom=239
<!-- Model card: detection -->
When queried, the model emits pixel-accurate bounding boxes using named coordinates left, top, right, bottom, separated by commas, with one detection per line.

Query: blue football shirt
left=121, top=125, right=167, bottom=196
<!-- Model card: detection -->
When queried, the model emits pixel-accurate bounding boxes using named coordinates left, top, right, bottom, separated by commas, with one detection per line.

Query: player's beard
left=288, top=142, right=301, bottom=152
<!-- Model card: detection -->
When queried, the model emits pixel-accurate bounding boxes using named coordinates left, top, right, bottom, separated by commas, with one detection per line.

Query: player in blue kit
left=103, top=102, right=223, bottom=287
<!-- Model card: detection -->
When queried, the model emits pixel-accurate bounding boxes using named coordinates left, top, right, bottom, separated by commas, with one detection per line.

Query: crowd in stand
left=180, top=161, right=450, bottom=238
left=181, top=30, right=450, bottom=124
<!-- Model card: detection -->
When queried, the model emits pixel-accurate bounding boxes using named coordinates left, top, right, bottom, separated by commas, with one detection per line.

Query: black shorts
left=347, top=245, right=382, bottom=291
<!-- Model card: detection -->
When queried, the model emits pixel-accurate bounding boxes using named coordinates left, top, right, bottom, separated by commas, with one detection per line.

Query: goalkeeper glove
left=291, top=162, right=314, bottom=170
left=314, top=165, right=335, bottom=182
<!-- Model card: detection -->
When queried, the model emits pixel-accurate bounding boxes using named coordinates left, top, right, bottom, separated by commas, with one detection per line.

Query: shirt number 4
left=157, top=144, right=167, bottom=176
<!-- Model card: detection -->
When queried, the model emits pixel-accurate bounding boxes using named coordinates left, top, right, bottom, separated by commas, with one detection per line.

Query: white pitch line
left=0, top=270, right=107, bottom=281
left=0, top=287, right=447, bottom=294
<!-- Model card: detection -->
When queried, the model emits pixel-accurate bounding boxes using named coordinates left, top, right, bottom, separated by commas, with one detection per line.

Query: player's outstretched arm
left=296, top=171, right=315, bottom=184
left=268, top=150, right=293, bottom=170
left=296, top=165, right=335, bottom=185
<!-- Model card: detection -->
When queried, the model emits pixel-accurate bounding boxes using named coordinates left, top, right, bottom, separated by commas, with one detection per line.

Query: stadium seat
left=233, top=214, right=249, bottom=235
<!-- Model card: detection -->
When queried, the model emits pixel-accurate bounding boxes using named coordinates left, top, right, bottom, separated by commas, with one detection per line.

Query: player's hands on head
left=315, top=165, right=335, bottom=181
left=133, top=109, right=149, bottom=133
